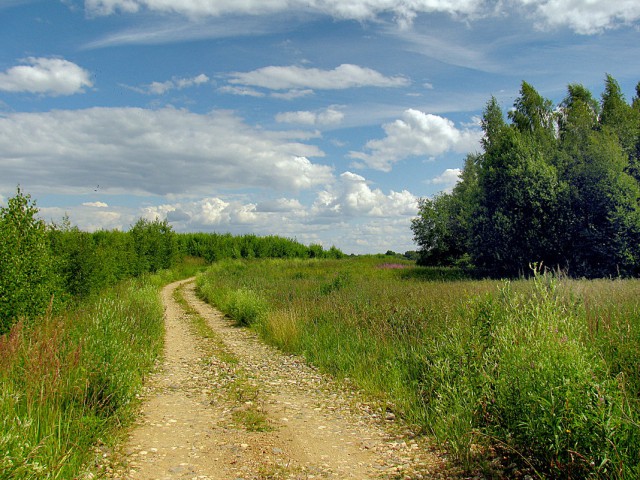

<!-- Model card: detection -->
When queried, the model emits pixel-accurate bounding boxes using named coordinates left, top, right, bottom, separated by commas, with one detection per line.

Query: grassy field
left=197, top=257, right=640, bottom=478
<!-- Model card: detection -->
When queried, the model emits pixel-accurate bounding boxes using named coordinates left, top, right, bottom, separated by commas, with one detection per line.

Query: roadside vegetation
left=0, top=189, right=341, bottom=479
left=197, top=257, right=640, bottom=478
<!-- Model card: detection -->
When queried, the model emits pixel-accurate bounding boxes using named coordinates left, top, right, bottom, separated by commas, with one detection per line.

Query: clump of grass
left=318, top=272, right=351, bottom=295
left=228, top=377, right=272, bottom=432
left=196, top=271, right=268, bottom=327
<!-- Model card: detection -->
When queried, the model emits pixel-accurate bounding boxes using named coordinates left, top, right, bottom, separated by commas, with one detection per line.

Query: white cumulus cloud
left=255, top=198, right=304, bottom=213
left=130, top=73, right=210, bottom=95
left=349, top=109, right=481, bottom=171
left=427, top=168, right=462, bottom=193
left=513, top=0, right=640, bottom=34
left=313, top=171, right=417, bottom=218
left=0, top=57, right=93, bottom=96
left=217, top=85, right=265, bottom=97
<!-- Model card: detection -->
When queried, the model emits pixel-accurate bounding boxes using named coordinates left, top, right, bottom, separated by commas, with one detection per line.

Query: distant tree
left=403, top=250, right=419, bottom=261
left=130, top=218, right=178, bottom=274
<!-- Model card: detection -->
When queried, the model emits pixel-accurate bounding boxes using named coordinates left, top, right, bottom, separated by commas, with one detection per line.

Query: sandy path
left=107, top=278, right=444, bottom=479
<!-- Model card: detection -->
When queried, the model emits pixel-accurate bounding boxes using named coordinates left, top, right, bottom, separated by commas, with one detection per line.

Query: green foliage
left=179, top=232, right=343, bottom=261
left=412, top=76, right=640, bottom=278
left=130, top=218, right=177, bottom=274
left=412, top=154, right=479, bottom=268
left=0, top=188, right=60, bottom=334
left=48, top=222, right=136, bottom=298
left=476, top=276, right=638, bottom=477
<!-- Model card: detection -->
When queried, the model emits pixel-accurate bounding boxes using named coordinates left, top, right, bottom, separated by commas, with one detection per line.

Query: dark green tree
left=410, top=77, right=640, bottom=277
left=0, top=188, right=59, bottom=333
left=130, top=218, right=178, bottom=274
left=471, top=125, right=563, bottom=276
left=411, top=154, right=479, bottom=267
left=561, top=129, right=640, bottom=276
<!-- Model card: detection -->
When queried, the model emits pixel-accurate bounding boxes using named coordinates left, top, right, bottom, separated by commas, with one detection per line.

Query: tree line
left=412, top=75, right=640, bottom=278
left=0, top=188, right=344, bottom=334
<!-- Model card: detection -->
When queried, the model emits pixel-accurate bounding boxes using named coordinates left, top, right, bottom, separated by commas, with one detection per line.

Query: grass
left=196, top=257, right=640, bottom=479
left=0, top=278, right=164, bottom=479
left=0, top=258, right=206, bottom=480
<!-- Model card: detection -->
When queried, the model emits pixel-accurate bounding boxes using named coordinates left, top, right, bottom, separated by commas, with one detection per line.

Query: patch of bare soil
left=104, top=278, right=449, bottom=479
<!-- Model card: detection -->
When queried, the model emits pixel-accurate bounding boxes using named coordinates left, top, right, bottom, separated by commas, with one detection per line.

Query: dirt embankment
left=104, top=278, right=446, bottom=479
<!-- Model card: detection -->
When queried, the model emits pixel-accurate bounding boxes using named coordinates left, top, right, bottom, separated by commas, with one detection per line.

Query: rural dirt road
left=106, top=278, right=446, bottom=479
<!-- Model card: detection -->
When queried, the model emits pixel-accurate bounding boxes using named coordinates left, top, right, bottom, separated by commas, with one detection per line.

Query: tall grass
left=0, top=276, right=166, bottom=479
left=196, top=257, right=640, bottom=478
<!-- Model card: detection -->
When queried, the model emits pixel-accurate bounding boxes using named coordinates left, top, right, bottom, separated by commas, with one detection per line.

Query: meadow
left=197, top=257, right=640, bottom=478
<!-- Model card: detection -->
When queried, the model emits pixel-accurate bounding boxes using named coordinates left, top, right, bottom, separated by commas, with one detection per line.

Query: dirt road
left=107, top=278, right=445, bottom=479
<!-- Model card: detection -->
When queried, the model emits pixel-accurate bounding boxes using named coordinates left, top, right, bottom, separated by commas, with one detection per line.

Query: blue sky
left=1, top=0, right=639, bottom=254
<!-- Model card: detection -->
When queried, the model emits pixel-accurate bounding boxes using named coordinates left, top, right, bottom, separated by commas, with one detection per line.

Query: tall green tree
left=472, top=126, right=563, bottom=276
left=600, top=74, right=639, bottom=161
left=562, top=129, right=640, bottom=276
left=411, top=77, right=640, bottom=278
left=0, top=188, right=59, bottom=333
left=411, top=154, right=479, bottom=267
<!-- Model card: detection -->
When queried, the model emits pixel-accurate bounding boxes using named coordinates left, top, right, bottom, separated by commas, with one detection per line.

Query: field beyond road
left=196, top=257, right=640, bottom=479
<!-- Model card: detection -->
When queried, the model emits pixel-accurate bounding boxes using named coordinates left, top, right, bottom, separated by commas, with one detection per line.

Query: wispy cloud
left=228, top=64, right=410, bottom=91
left=83, top=16, right=289, bottom=48
left=84, top=0, right=483, bottom=25
left=83, top=0, right=640, bottom=35
left=125, top=73, right=211, bottom=95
